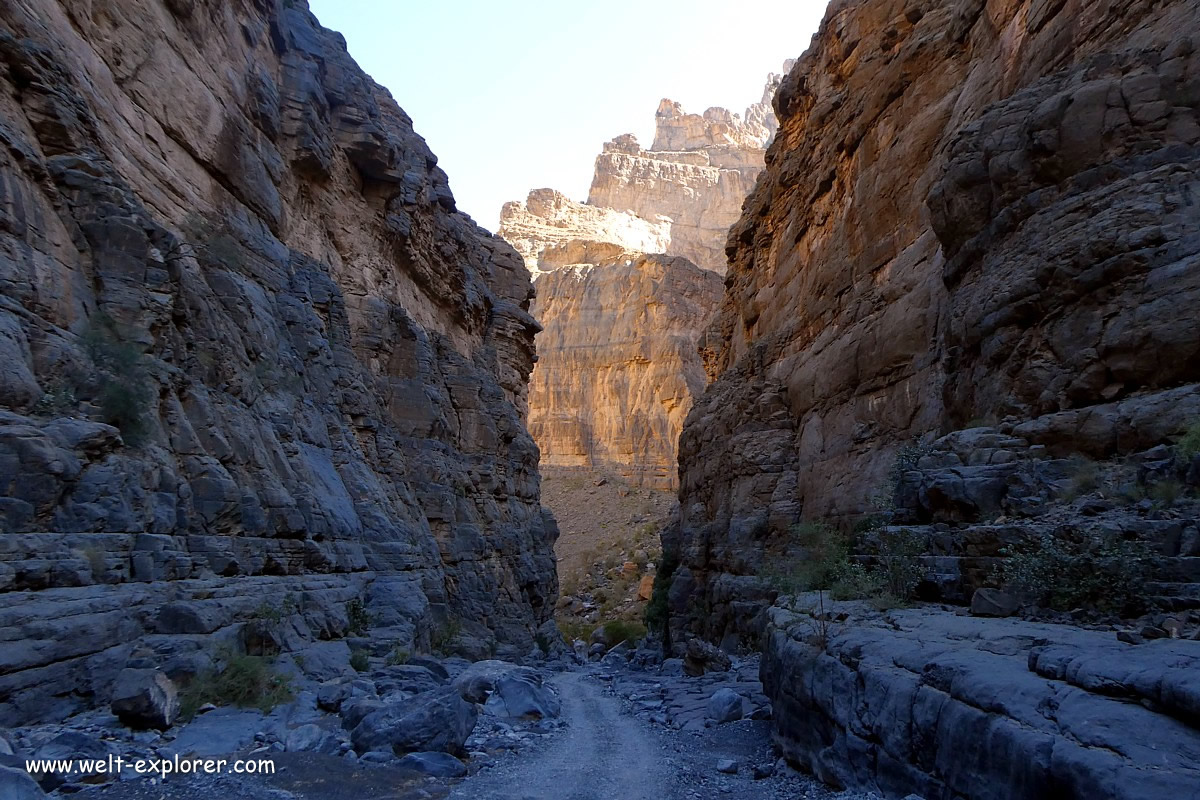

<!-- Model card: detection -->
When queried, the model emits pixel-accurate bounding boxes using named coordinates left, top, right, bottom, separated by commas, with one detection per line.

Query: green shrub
left=829, top=560, right=882, bottom=600
left=179, top=652, right=293, bottom=720
left=602, top=619, right=646, bottom=646
left=1149, top=480, right=1183, bottom=506
left=430, top=619, right=461, bottom=655
left=998, top=531, right=1156, bottom=616
left=1178, top=420, right=1200, bottom=462
left=345, top=597, right=371, bottom=635
left=254, top=595, right=297, bottom=625
left=557, top=618, right=592, bottom=644
left=643, top=551, right=679, bottom=633
left=874, top=528, right=925, bottom=601
left=82, top=315, right=151, bottom=445
left=349, top=649, right=370, bottom=672
left=385, top=643, right=409, bottom=666
left=32, top=379, right=78, bottom=417
left=1060, top=458, right=1100, bottom=501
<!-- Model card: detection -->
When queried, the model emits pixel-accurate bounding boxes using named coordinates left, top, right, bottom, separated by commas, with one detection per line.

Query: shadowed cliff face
left=0, top=0, right=556, bottom=722
left=669, top=0, right=1200, bottom=645
left=528, top=255, right=724, bottom=489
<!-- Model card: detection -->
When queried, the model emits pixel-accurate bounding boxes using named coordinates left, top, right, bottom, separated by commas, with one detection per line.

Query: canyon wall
left=499, top=73, right=786, bottom=488
left=500, top=66, right=789, bottom=277
left=0, top=0, right=557, bottom=724
left=667, top=0, right=1200, bottom=645
left=528, top=255, right=723, bottom=488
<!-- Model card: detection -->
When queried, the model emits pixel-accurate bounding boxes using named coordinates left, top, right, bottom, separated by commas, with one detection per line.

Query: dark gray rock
left=762, top=604, right=1200, bottom=800
left=110, top=668, right=179, bottom=729
left=706, top=688, right=744, bottom=723
left=969, top=588, right=1019, bottom=618
left=350, top=686, right=477, bottom=756
left=683, top=638, right=731, bottom=676
left=453, top=660, right=537, bottom=704
left=0, top=766, right=45, bottom=800
left=396, top=751, right=467, bottom=778
left=284, top=723, right=338, bottom=753
left=486, top=674, right=561, bottom=719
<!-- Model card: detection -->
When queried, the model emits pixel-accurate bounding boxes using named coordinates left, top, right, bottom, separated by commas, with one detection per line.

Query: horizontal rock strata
left=0, top=0, right=555, bottom=724
left=669, top=0, right=1200, bottom=644
left=762, top=604, right=1200, bottom=799
left=528, top=255, right=723, bottom=489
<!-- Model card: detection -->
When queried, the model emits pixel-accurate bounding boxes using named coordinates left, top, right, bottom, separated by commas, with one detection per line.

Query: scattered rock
left=396, top=751, right=467, bottom=778
left=716, top=758, right=738, bottom=774
left=351, top=686, right=478, bottom=756
left=110, top=668, right=180, bottom=730
left=969, top=588, right=1019, bottom=618
left=706, top=688, right=744, bottom=723
left=0, top=766, right=45, bottom=799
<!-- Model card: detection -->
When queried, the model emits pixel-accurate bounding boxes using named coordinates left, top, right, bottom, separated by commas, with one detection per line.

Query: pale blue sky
left=307, top=1, right=830, bottom=230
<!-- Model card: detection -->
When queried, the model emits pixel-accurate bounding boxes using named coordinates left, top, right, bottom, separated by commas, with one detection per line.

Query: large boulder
left=110, top=668, right=180, bottom=729
left=350, top=686, right=477, bottom=756
left=970, top=588, right=1019, bottom=618
left=683, top=638, right=731, bottom=676
left=486, top=674, right=561, bottom=720
left=706, top=688, right=744, bottom=723
left=0, top=766, right=45, bottom=800
left=453, top=660, right=537, bottom=703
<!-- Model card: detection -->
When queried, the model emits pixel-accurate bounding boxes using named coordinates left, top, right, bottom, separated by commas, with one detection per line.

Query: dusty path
left=450, top=670, right=669, bottom=800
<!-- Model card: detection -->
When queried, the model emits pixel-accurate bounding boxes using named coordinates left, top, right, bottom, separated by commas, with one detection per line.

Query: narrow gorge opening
left=1, top=1, right=1198, bottom=799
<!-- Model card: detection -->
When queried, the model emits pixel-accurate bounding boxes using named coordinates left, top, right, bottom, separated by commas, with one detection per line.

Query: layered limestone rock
left=762, top=603, right=1200, bottom=799
left=499, top=66, right=788, bottom=276
left=497, top=189, right=670, bottom=279
left=498, top=70, right=785, bottom=490
left=668, top=0, right=1200, bottom=646
left=528, top=255, right=723, bottom=488
left=0, top=0, right=556, bottom=724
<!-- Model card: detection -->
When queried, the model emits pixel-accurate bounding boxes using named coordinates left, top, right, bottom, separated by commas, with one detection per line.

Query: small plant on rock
left=345, top=597, right=371, bottom=635
left=1178, top=419, right=1200, bottom=462
left=998, top=530, right=1157, bottom=616
left=430, top=618, right=462, bottom=655
left=82, top=314, right=152, bottom=445
left=179, top=650, right=293, bottom=720
left=349, top=648, right=370, bottom=672
left=385, top=643, right=410, bottom=666
left=1059, top=457, right=1100, bottom=501
left=1150, top=480, right=1184, bottom=507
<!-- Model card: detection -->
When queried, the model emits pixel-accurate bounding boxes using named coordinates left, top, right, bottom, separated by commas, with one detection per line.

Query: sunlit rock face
left=0, top=0, right=557, bottom=723
left=498, top=68, right=787, bottom=488
left=499, top=66, right=789, bottom=276
left=667, top=0, right=1200, bottom=644
left=527, top=254, right=723, bottom=489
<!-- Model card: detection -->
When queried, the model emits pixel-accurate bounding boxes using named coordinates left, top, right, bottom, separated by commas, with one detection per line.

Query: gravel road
left=451, top=669, right=862, bottom=800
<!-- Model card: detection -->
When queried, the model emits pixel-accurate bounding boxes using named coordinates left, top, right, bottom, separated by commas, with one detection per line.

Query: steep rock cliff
left=500, top=67, right=787, bottom=276
left=528, top=255, right=723, bottom=489
left=669, top=0, right=1200, bottom=644
left=0, top=0, right=556, bottom=724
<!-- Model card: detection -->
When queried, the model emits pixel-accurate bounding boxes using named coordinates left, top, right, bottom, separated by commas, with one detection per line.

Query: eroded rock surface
left=0, top=0, right=556, bottom=724
left=670, top=0, right=1200, bottom=644
left=762, top=604, right=1200, bottom=799
left=528, top=255, right=723, bottom=488
left=499, top=66, right=788, bottom=276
